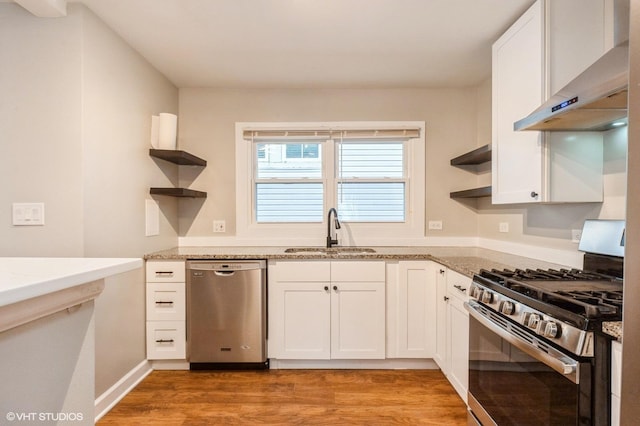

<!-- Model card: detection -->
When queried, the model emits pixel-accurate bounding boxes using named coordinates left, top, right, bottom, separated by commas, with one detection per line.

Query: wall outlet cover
left=428, top=220, right=443, bottom=230
left=213, top=220, right=226, bottom=233
left=571, top=229, right=582, bottom=243
left=499, top=222, right=509, bottom=233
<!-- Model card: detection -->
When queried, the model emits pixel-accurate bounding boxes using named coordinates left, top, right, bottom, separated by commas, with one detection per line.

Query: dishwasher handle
left=214, top=270, right=236, bottom=277
left=187, top=260, right=266, bottom=273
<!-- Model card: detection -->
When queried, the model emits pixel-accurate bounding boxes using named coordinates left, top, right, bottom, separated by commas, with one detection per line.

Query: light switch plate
left=12, top=203, right=45, bottom=226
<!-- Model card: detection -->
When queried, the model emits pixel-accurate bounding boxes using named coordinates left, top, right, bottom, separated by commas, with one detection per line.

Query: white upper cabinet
left=492, top=0, right=545, bottom=204
left=492, top=0, right=606, bottom=204
left=547, top=0, right=616, bottom=95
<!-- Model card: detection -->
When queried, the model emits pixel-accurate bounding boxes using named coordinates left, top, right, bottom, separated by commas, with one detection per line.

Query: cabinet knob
left=439, top=269, right=446, bottom=275
left=444, top=296, right=449, bottom=302
left=333, top=285, right=338, bottom=291
left=324, top=286, right=329, bottom=291
left=530, top=191, right=539, bottom=198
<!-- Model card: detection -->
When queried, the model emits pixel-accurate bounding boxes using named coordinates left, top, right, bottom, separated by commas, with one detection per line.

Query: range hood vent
left=514, top=42, right=629, bottom=132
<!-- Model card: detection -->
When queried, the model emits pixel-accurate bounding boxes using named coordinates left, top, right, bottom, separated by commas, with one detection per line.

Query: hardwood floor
left=98, top=369, right=467, bottom=425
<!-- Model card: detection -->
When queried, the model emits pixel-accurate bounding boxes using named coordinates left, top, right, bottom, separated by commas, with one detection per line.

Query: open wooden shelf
left=149, top=149, right=207, bottom=166
left=450, top=144, right=491, bottom=166
left=150, top=188, right=207, bottom=198
left=449, top=186, right=492, bottom=199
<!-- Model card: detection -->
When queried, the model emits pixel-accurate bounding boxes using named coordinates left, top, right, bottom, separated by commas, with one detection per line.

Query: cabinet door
left=401, top=261, right=436, bottom=358
left=548, top=0, right=613, bottom=95
left=492, top=0, right=544, bottom=204
left=269, top=282, right=331, bottom=359
left=447, top=296, right=469, bottom=403
left=434, top=266, right=449, bottom=372
left=389, top=261, right=436, bottom=358
left=330, top=281, right=385, bottom=359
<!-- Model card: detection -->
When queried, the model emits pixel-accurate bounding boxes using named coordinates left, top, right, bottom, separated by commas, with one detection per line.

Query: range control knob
left=481, top=291, right=494, bottom=304
left=473, top=287, right=484, bottom=300
left=527, top=313, right=541, bottom=329
left=499, top=301, right=515, bottom=315
left=541, top=321, right=559, bottom=339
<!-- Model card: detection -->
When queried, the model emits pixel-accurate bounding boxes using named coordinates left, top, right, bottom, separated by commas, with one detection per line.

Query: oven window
left=468, top=316, right=581, bottom=425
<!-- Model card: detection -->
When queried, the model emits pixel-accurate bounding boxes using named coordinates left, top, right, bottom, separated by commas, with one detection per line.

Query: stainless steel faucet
left=326, top=208, right=341, bottom=248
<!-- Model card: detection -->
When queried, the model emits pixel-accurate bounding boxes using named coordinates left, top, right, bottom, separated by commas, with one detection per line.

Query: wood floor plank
left=98, top=369, right=467, bottom=425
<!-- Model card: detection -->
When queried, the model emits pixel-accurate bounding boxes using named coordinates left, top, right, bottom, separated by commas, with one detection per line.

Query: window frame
left=235, top=121, right=426, bottom=245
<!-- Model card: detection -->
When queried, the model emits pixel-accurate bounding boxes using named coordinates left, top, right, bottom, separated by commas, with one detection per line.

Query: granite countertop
left=145, top=246, right=568, bottom=278
left=146, top=245, right=624, bottom=341
left=603, top=322, right=622, bottom=341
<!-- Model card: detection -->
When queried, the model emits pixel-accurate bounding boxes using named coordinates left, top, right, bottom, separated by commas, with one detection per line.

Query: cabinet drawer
left=146, top=321, right=186, bottom=360
left=146, top=282, right=185, bottom=321
left=271, top=261, right=331, bottom=282
left=331, top=261, right=385, bottom=282
left=146, top=261, right=185, bottom=282
left=447, top=270, right=471, bottom=301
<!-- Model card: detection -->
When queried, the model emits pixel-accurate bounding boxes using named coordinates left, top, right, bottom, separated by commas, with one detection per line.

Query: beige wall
left=79, top=5, right=179, bottom=397
left=0, top=3, right=179, bottom=398
left=0, top=5, right=84, bottom=256
left=178, top=87, right=482, bottom=241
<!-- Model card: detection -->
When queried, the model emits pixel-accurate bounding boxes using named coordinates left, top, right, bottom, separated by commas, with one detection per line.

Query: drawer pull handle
left=155, top=271, right=174, bottom=276
left=453, top=285, right=467, bottom=293
left=155, top=339, right=174, bottom=343
left=155, top=301, right=174, bottom=305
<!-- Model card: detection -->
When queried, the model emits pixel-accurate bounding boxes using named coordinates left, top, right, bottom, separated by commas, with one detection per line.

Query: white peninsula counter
left=0, top=257, right=142, bottom=425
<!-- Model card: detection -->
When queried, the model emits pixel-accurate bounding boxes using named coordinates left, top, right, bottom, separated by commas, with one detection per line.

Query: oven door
left=465, top=300, right=592, bottom=426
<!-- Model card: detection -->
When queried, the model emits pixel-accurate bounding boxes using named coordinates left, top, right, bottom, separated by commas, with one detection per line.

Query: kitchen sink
left=284, top=247, right=376, bottom=255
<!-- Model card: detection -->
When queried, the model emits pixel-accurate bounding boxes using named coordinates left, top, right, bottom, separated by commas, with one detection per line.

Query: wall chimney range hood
left=514, top=41, right=629, bottom=132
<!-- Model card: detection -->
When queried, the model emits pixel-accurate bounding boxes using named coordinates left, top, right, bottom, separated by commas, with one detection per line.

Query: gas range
left=470, top=268, right=623, bottom=357
left=467, top=220, right=626, bottom=426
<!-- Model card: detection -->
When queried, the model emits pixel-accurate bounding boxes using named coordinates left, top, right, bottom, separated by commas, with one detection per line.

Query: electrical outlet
left=571, top=229, right=582, bottom=243
left=428, top=220, right=443, bottom=230
left=213, top=220, right=226, bottom=233
left=499, top=222, right=509, bottom=233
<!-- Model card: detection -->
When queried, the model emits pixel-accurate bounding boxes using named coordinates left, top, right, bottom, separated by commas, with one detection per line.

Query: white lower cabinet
left=434, top=267, right=471, bottom=403
left=386, top=261, right=437, bottom=358
left=145, top=260, right=186, bottom=360
left=611, top=340, right=622, bottom=426
left=268, top=260, right=386, bottom=360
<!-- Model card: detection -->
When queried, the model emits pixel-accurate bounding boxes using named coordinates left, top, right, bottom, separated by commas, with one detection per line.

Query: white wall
left=178, top=87, right=482, bottom=244
left=0, top=2, right=179, bottom=399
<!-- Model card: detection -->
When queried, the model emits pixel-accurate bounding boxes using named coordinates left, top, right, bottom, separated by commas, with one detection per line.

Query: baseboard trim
left=268, top=358, right=438, bottom=370
left=94, top=360, right=152, bottom=422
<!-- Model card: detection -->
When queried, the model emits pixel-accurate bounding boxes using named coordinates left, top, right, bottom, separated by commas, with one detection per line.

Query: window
left=236, top=122, right=425, bottom=244
left=336, top=141, right=405, bottom=222
left=255, top=142, right=323, bottom=223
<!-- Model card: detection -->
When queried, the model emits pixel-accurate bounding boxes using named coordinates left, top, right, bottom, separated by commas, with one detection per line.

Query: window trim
left=235, top=121, right=426, bottom=245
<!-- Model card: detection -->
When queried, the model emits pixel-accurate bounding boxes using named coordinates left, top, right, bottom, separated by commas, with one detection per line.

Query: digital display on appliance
left=551, top=96, right=578, bottom=112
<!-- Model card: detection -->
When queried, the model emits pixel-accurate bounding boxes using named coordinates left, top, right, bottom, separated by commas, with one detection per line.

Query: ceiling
left=69, top=0, right=535, bottom=89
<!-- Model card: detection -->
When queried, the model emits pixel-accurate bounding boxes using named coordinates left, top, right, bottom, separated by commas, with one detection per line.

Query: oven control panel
left=469, top=282, right=592, bottom=357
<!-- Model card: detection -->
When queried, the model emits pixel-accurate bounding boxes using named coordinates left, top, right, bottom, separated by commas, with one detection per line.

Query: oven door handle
left=465, top=301, right=579, bottom=384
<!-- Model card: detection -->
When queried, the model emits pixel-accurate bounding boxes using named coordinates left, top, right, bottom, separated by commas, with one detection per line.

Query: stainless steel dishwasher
left=186, top=260, right=267, bottom=369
